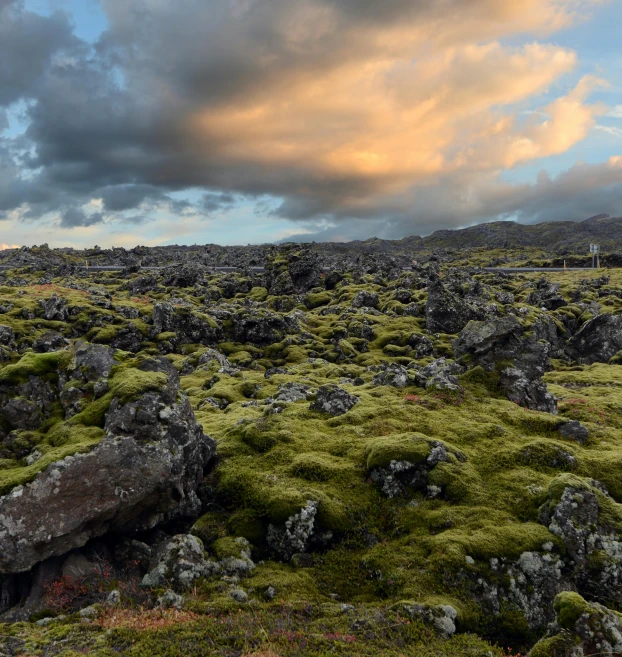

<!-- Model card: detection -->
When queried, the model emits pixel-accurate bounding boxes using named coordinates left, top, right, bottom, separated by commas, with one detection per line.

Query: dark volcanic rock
left=310, top=384, right=359, bottom=416
left=151, top=302, right=222, bottom=344
left=33, top=331, right=69, bottom=353
left=454, top=315, right=557, bottom=413
left=231, top=310, right=299, bottom=346
left=0, top=359, right=216, bottom=575
left=39, top=295, right=68, bottom=321
left=557, top=420, right=589, bottom=445
left=425, top=276, right=482, bottom=334
left=352, top=291, right=379, bottom=309
left=161, top=262, right=207, bottom=288
left=569, top=313, right=622, bottom=363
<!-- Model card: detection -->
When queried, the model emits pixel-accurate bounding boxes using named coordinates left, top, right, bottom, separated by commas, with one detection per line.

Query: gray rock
left=106, top=589, right=121, bottom=606
left=33, top=331, right=69, bottom=353
left=156, top=589, right=184, bottom=610
left=78, top=605, right=98, bottom=619
left=0, top=362, right=216, bottom=575
left=71, top=342, right=116, bottom=382
left=143, top=535, right=209, bottom=590
left=352, top=291, right=379, bottom=309
left=529, top=592, right=622, bottom=657
left=275, top=382, right=312, bottom=402
left=369, top=441, right=456, bottom=499
left=557, top=420, right=589, bottom=445
left=0, top=326, right=14, bottom=346
left=570, top=313, right=622, bottom=364
left=372, top=363, right=414, bottom=388
left=39, top=295, right=68, bottom=321
left=454, top=316, right=557, bottom=413
left=1, top=398, right=42, bottom=430
left=414, top=358, right=462, bottom=391
left=310, top=384, right=359, bottom=416
left=397, top=602, right=458, bottom=637
left=267, top=500, right=319, bottom=560
left=539, top=478, right=622, bottom=607
left=425, top=276, right=483, bottom=334
left=151, top=302, right=222, bottom=345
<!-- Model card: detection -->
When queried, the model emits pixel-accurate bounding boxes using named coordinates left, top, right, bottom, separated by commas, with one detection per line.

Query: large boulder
left=454, top=316, right=557, bottom=413
left=0, top=358, right=216, bottom=575
left=425, top=276, right=483, bottom=334
left=569, top=313, right=622, bottom=363
left=161, top=263, right=207, bottom=288
left=231, top=310, right=300, bottom=346
left=151, top=302, right=222, bottom=345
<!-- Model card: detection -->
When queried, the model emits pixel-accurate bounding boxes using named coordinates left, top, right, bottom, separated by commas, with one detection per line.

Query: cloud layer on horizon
left=0, top=0, right=620, bottom=245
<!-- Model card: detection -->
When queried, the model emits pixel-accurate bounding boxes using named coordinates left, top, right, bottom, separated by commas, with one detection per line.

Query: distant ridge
left=419, top=215, right=622, bottom=251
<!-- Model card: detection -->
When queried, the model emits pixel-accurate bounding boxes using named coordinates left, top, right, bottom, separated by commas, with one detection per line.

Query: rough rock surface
left=267, top=501, right=319, bottom=560
left=569, top=313, right=622, bottom=363
left=370, top=441, right=459, bottom=499
left=310, top=384, right=359, bottom=416
left=414, top=358, right=462, bottom=391
left=0, top=359, right=216, bottom=574
left=454, top=315, right=557, bottom=413
left=539, top=478, right=622, bottom=606
left=425, top=276, right=483, bottom=334
left=529, top=592, right=622, bottom=657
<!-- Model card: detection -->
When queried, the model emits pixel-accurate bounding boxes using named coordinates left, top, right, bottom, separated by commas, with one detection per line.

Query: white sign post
left=590, top=244, right=600, bottom=269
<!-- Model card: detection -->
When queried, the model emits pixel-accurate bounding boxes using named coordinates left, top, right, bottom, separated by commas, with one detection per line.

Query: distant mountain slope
left=420, top=215, right=622, bottom=251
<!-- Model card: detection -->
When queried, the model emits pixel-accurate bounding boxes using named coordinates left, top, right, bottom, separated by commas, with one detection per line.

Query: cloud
left=60, top=207, right=105, bottom=228
left=282, top=156, right=622, bottom=241
left=0, top=1, right=80, bottom=106
left=0, top=0, right=616, bottom=241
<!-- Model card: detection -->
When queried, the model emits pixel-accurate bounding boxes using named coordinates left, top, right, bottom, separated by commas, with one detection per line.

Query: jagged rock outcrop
left=267, top=501, right=320, bottom=561
left=151, top=302, right=222, bottom=344
left=569, top=313, right=622, bottom=363
left=526, top=279, right=566, bottom=310
left=230, top=309, right=300, bottom=346
left=33, top=331, right=69, bottom=353
left=369, top=440, right=462, bottom=499
left=454, top=315, right=557, bottom=413
left=425, top=276, right=483, bottom=334
left=161, top=262, right=207, bottom=288
left=0, top=358, right=216, bottom=575
left=539, top=476, right=622, bottom=607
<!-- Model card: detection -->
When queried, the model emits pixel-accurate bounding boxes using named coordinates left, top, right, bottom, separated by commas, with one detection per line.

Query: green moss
left=529, top=632, right=580, bottom=657
left=553, top=591, right=591, bottom=629
left=365, top=433, right=433, bottom=470
left=0, top=350, right=72, bottom=384
left=190, top=511, right=229, bottom=546
left=108, top=368, right=167, bottom=402
left=305, top=291, right=332, bottom=309
left=212, top=536, right=245, bottom=560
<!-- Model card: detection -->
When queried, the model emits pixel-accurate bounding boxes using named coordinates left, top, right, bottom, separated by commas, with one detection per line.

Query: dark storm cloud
left=60, top=207, right=104, bottom=228
left=101, top=185, right=165, bottom=211
left=201, top=192, right=238, bottom=214
left=0, top=1, right=80, bottom=106
left=1, top=0, right=616, bottom=239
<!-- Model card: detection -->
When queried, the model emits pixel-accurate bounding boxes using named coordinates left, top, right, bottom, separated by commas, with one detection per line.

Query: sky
left=1, top=0, right=621, bottom=248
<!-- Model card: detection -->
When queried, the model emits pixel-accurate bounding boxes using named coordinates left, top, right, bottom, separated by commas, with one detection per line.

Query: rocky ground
left=1, top=240, right=622, bottom=656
